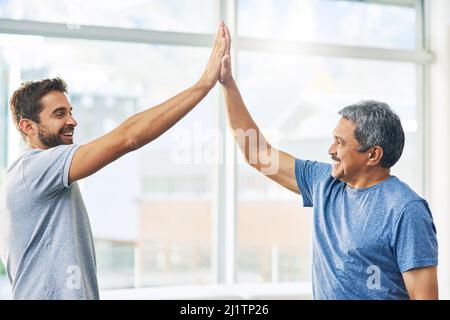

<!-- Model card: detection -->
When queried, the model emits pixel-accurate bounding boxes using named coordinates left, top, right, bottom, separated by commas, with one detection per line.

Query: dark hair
left=9, top=78, right=68, bottom=139
left=338, top=100, right=405, bottom=168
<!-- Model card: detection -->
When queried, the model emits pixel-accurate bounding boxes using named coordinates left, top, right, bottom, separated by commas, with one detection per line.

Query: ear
left=367, top=146, right=384, bottom=167
left=18, top=118, right=37, bottom=137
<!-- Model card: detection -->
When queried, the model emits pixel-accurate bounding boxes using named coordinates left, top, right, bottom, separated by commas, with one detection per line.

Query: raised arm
left=69, top=23, right=227, bottom=184
left=219, top=25, right=299, bottom=194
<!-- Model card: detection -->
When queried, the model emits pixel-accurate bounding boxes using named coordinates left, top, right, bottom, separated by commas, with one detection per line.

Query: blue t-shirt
left=294, top=159, right=438, bottom=300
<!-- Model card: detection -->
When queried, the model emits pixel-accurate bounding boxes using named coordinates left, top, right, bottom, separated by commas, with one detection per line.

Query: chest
left=314, top=191, right=396, bottom=255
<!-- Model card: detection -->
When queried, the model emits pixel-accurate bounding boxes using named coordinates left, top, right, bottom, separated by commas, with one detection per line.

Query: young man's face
left=328, top=117, right=370, bottom=183
left=35, top=91, right=77, bottom=148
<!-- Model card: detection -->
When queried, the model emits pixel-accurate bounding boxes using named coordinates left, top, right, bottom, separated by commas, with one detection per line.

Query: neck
left=346, top=169, right=391, bottom=189
left=27, top=138, right=47, bottom=150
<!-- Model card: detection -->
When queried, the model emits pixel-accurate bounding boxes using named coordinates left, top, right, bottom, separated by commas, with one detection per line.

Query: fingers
left=224, top=24, right=231, bottom=56
left=213, top=21, right=225, bottom=50
left=218, top=35, right=226, bottom=57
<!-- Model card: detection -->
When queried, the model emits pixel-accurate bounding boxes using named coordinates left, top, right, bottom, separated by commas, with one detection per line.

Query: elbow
left=242, top=145, right=273, bottom=171
left=124, top=134, right=143, bottom=152
left=117, top=118, right=143, bottom=152
left=116, top=129, right=141, bottom=153
left=125, top=138, right=140, bottom=152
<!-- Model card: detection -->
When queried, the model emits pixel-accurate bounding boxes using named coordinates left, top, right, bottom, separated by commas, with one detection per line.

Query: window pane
left=236, top=50, right=418, bottom=283
left=0, top=54, right=6, bottom=172
left=0, top=261, right=7, bottom=299
left=238, top=0, right=416, bottom=49
left=0, top=34, right=216, bottom=290
left=0, top=52, right=7, bottom=298
left=0, top=0, right=216, bottom=33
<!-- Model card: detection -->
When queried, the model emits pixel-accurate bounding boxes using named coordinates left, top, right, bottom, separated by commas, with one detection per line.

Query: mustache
left=59, top=125, right=75, bottom=133
left=331, top=155, right=341, bottom=162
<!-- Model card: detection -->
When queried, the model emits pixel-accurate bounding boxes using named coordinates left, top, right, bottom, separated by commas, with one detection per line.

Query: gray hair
left=338, top=100, right=405, bottom=168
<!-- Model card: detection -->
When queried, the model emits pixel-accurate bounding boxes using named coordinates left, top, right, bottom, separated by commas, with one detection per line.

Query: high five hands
left=199, top=21, right=233, bottom=90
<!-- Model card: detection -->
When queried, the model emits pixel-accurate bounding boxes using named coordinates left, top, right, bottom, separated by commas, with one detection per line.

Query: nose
left=67, top=115, right=78, bottom=127
left=328, top=141, right=337, bottom=156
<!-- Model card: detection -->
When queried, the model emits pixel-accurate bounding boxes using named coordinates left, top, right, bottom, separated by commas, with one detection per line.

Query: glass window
left=0, top=34, right=216, bottom=289
left=0, top=261, right=8, bottom=299
left=236, top=50, right=418, bottom=282
left=238, top=0, right=416, bottom=49
left=0, top=53, right=6, bottom=176
left=0, top=56, right=7, bottom=298
left=0, top=0, right=216, bottom=34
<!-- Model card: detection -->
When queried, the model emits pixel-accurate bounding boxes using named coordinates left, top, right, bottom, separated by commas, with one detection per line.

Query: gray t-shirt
left=0, top=144, right=99, bottom=299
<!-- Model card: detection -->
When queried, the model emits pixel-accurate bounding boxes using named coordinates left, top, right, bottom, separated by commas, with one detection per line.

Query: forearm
left=221, top=78, right=272, bottom=167
left=120, top=80, right=211, bottom=150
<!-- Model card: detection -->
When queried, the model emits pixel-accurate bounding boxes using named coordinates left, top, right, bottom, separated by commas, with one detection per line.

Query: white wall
left=426, top=0, right=450, bottom=300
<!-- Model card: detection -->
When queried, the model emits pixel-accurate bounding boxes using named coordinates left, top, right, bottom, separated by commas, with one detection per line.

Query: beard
left=38, top=126, right=73, bottom=148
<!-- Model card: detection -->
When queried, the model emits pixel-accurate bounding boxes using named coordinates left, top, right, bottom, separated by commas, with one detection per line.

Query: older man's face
left=328, top=117, right=371, bottom=184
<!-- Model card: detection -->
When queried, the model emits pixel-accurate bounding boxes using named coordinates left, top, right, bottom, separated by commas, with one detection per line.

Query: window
left=0, top=261, right=7, bottom=299
left=238, top=0, right=416, bottom=49
left=0, top=0, right=216, bottom=33
left=0, top=53, right=6, bottom=178
left=0, top=53, right=7, bottom=299
left=0, top=0, right=428, bottom=297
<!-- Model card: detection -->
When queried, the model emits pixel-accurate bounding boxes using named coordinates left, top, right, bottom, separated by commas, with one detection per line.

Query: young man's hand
left=198, top=22, right=227, bottom=90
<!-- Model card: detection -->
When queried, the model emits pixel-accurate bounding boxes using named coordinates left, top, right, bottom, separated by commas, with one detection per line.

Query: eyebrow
left=51, top=107, right=72, bottom=115
left=334, top=135, right=346, bottom=143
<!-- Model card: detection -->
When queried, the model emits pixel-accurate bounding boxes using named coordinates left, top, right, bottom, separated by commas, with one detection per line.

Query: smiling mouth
left=60, top=130, right=74, bottom=137
left=331, top=157, right=341, bottom=167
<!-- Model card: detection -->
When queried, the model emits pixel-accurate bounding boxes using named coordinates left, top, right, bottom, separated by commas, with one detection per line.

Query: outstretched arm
left=69, top=23, right=227, bottom=184
left=219, top=25, right=299, bottom=194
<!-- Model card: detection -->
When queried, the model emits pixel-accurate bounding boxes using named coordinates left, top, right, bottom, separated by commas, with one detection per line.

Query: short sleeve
left=294, top=159, right=331, bottom=208
left=394, top=200, right=438, bottom=273
left=23, top=144, right=80, bottom=197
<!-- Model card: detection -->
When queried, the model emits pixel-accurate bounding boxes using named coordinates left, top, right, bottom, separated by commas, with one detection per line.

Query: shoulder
left=295, top=159, right=332, bottom=179
left=384, top=176, right=424, bottom=204
left=383, top=176, right=431, bottom=221
left=25, top=144, right=79, bottom=158
left=23, top=144, right=79, bottom=166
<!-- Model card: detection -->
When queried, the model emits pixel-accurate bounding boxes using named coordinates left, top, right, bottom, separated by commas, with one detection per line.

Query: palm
left=219, top=55, right=232, bottom=84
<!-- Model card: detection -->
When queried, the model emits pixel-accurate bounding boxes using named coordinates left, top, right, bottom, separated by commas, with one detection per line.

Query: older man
left=218, top=25, right=438, bottom=300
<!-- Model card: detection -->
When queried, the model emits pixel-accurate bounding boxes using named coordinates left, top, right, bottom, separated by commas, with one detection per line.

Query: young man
left=0, top=23, right=228, bottom=300
left=218, top=25, right=438, bottom=299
